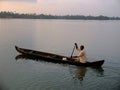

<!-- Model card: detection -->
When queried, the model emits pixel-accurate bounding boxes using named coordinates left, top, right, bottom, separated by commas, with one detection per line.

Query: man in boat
left=75, top=43, right=87, bottom=63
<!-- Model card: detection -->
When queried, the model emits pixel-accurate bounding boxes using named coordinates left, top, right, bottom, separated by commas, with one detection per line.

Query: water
left=0, top=19, right=120, bottom=90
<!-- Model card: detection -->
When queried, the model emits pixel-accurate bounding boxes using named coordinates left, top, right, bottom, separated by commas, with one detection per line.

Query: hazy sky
left=0, top=0, right=120, bottom=16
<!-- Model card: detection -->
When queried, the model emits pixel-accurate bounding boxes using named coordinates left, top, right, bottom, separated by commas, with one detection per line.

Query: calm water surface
left=0, top=19, right=120, bottom=90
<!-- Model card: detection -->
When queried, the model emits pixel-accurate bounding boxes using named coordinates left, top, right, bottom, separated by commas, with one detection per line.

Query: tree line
left=0, top=11, right=120, bottom=20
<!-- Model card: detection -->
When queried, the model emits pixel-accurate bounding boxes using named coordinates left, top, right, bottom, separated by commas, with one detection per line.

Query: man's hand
left=75, top=43, right=78, bottom=49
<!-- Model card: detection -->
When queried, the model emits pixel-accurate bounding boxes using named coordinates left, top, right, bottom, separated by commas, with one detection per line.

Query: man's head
left=80, top=45, right=84, bottom=50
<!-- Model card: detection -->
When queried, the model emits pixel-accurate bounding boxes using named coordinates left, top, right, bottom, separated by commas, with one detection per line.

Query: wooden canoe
left=15, top=46, right=105, bottom=67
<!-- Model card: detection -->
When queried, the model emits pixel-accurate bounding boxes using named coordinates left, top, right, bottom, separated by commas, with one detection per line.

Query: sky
left=0, top=0, right=120, bottom=17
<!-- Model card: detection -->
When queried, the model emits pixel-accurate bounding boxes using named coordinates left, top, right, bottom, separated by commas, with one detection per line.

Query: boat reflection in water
left=15, top=54, right=41, bottom=61
left=15, top=54, right=104, bottom=81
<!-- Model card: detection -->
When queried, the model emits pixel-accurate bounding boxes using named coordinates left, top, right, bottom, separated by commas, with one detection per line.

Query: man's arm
left=75, top=43, right=80, bottom=51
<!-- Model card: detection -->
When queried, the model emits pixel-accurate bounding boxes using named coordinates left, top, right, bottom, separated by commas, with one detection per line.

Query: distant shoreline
left=0, top=11, right=120, bottom=20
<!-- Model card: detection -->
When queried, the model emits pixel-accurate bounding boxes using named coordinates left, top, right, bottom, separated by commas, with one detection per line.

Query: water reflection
left=69, top=66, right=104, bottom=81
left=16, top=54, right=104, bottom=81
left=15, top=54, right=39, bottom=61
left=74, top=66, right=87, bottom=81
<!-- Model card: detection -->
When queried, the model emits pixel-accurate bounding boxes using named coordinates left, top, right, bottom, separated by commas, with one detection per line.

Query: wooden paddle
left=70, top=43, right=78, bottom=58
